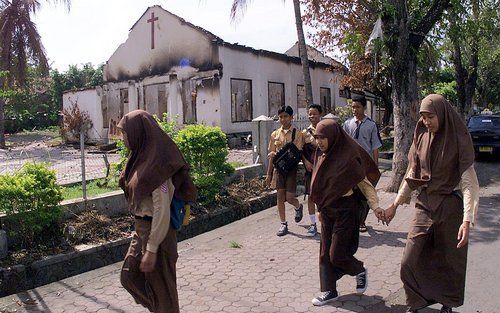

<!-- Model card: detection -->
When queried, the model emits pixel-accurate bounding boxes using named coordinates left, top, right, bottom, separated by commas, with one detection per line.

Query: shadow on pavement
left=287, top=230, right=321, bottom=242
left=359, top=227, right=407, bottom=249
left=54, top=281, right=125, bottom=313
left=470, top=195, right=500, bottom=244
left=323, top=294, right=407, bottom=312
left=475, top=159, right=500, bottom=188
left=6, top=289, right=53, bottom=313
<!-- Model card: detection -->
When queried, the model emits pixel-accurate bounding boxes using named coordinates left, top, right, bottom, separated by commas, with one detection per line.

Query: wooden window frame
left=230, top=78, right=253, bottom=123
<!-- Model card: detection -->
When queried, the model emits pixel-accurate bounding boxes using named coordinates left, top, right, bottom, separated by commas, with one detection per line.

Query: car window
left=468, top=116, right=500, bottom=128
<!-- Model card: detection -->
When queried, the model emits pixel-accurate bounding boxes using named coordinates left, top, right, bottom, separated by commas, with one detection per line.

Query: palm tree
left=0, top=0, right=70, bottom=148
left=230, top=0, right=314, bottom=108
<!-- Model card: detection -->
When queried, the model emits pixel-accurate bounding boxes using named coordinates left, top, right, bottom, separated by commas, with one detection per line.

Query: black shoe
left=311, top=290, right=339, bottom=306
left=359, top=223, right=368, bottom=232
left=356, top=268, right=367, bottom=294
left=294, top=204, right=303, bottom=223
left=276, top=222, right=288, bottom=236
left=406, top=309, right=421, bottom=313
left=440, top=306, right=453, bottom=313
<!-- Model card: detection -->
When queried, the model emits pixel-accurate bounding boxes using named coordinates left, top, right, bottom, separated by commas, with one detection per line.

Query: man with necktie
left=343, top=92, right=382, bottom=232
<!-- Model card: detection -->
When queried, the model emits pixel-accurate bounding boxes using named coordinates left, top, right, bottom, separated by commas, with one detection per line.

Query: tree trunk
left=450, top=0, right=479, bottom=119
left=382, top=96, right=393, bottom=129
left=452, top=37, right=468, bottom=116
left=382, top=0, right=451, bottom=191
left=0, top=97, right=5, bottom=149
left=384, top=2, right=420, bottom=192
left=292, top=0, right=313, bottom=105
left=387, top=54, right=419, bottom=192
left=451, top=33, right=479, bottom=119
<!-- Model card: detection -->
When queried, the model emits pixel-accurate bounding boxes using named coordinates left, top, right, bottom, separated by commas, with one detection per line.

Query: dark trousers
left=359, top=200, right=369, bottom=225
left=319, top=195, right=364, bottom=292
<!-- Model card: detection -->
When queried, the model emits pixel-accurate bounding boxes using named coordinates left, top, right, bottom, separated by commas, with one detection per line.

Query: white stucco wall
left=218, top=46, right=347, bottom=133
left=195, top=78, right=221, bottom=127
left=62, top=88, right=106, bottom=143
left=104, top=6, right=218, bottom=83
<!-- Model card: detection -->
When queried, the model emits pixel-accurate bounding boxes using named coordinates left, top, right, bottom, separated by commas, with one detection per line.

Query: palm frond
left=230, top=0, right=251, bottom=23
left=0, top=0, right=67, bottom=85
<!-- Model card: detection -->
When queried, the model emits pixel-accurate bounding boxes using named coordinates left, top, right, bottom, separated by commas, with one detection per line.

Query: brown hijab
left=310, top=119, right=380, bottom=209
left=118, top=110, right=197, bottom=213
left=406, top=94, right=474, bottom=211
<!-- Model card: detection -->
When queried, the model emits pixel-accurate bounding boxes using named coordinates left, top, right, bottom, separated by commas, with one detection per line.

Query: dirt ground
left=0, top=131, right=253, bottom=185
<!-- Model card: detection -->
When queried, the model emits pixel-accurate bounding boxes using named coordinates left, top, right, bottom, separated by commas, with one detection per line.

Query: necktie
left=354, top=120, right=362, bottom=139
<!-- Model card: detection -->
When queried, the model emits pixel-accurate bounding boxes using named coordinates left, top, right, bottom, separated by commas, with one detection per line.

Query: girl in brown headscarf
left=384, top=94, right=479, bottom=313
left=117, top=110, right=197, bottom=313
left=309, top=119, right=385, bottom=306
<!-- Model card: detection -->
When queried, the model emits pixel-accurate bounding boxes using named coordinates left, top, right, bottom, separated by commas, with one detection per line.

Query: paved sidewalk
left=0, top=166, right=498, bottom=312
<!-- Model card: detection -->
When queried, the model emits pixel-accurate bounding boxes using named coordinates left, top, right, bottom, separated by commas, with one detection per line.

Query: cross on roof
left=147, top=12, right=159, bottom=49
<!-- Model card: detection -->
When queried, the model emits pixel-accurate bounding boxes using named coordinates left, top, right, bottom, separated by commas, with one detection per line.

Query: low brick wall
left=63, top=163, right=265, bottom=218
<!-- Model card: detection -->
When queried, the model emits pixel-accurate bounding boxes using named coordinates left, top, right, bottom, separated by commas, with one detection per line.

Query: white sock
left=309, top=214, right=316, bottom=224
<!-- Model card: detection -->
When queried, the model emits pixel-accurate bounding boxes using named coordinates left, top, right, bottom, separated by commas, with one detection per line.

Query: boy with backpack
left=266, top=105, right=305, bottom=236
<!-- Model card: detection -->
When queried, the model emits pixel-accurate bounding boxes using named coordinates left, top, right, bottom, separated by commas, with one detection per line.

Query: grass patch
left=62, top=179, right=120, bottom=200
left=15, top=126, right=60, bottom=137
left=229, top=161, right=247, bottom=169
left=380, top=138, right=394, bottom=152
left=229, top=241, right=242, bottom=249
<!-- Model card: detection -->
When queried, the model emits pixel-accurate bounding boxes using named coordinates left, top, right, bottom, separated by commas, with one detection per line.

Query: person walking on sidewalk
left=117, top=110, right=197, bottom=313
left=266, top=105, right=305, bottom=236
left=384, top=94, right=479, bottom=313
left=301, top=104, right=323, bottom=237
left=309, top=119, right=385, bottom=306
left=343, top=92, right=382, bottom=233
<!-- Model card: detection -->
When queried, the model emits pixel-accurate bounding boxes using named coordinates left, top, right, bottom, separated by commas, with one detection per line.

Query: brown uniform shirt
left=268, top=126, right=305, bottom=153
left=268, top=126, right=305, bottom=189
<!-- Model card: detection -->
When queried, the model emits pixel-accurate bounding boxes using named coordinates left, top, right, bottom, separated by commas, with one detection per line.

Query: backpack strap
left=292, top=128, right=296, bottom=142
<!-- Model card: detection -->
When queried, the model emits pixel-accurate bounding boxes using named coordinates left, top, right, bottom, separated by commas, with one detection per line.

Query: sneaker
left=440, top=306, right=453, bottom=313
left=306, top=224, right=317, bottom=237
left=294, top=204, right=304, bottom=223
left=312, top=290, right=339, bottom=306
left=356, top=268, right=368, bottom=294
left=276, top=222, right=288, bottom=236
left=406, top=310, right=420, bottom=313
left=359, top=223, right=368, bottom=232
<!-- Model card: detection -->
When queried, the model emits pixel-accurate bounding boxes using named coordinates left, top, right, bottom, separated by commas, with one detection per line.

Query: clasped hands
left=373, top=203, right=398, bottom=226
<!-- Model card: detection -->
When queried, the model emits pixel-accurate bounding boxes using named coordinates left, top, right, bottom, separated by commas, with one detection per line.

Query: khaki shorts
left=271, top=167, right=297, bottom=194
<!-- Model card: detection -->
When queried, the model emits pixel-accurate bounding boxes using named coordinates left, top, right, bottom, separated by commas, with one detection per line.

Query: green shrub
left=110, top=113, right=174, bottom=181
left=111, top=123, right=234, bottom=206
left=175, top=125, right=234, bottom=205
left=0, top=163, right=63, bottom=248
left=155, top=113, right=179, bottom=138
left=110, top=139, right=129, bottom=179
left=335, top=105, right=353, bottom=125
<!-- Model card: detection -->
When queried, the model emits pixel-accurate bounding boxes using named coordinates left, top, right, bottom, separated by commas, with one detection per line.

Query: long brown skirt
left=120, top=219, right=179, bottom=313
left=319, top=195, right=364, bottom=291
left=401, top=193, right=468, bottom=310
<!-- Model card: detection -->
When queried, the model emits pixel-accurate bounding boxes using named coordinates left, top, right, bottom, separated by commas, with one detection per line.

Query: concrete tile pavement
left=0, top=167, right=497, bottom=313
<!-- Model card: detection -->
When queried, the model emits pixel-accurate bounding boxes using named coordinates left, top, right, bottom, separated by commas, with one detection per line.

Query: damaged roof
left=131, top=5, right=346, bottom=71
